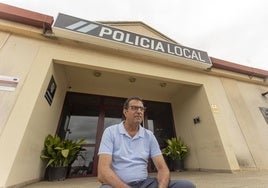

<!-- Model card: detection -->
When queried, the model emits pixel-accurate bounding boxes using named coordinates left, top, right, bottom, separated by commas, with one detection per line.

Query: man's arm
left=98, top=154, right=130, bottom=188
left=152, top=155, right=170, bottom=188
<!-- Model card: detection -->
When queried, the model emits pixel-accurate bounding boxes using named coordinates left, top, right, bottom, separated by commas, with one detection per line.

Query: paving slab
left=22, top=170, right=268, bottom=188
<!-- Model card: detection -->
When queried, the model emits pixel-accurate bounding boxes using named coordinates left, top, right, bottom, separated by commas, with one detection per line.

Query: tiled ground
left=22, top=170, right=268, bottom=188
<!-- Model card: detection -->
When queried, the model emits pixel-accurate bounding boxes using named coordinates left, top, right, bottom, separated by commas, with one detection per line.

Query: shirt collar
left=119, top=121, right=145, bottom=138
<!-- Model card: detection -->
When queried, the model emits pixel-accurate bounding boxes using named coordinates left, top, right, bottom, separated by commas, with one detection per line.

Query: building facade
left=0, top=3, right=268, bottom=187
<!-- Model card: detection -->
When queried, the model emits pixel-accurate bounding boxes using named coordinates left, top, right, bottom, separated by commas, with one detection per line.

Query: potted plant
left=162, top=137, right=189, bottom=172
left=40, top=134, right=86, bottom=181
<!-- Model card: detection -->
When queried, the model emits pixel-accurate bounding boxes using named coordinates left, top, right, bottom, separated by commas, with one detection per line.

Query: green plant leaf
left=162, top=137, right=189, bottom=160
left=61, top=149, right=69, bottom=158
left=40, top=134, right=86, bottom=168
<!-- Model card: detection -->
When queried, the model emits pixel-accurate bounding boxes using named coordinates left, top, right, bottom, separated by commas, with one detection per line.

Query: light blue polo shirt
left=98, top=121, right=162, bottom=183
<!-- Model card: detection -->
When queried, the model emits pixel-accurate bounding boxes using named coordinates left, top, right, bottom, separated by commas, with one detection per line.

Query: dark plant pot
left=47, top=166, right=68, bottom=181
left=172, top=159, right=184, bottom=172
left=163, top=156, right=172, bottom=171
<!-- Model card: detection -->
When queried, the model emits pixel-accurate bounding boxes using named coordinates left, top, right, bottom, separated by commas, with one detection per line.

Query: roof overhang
left=53, top=13, right=212, bottom=70
left=0, top=3, right=53, bottom=31
left=211, top=57, right=268, bottom=79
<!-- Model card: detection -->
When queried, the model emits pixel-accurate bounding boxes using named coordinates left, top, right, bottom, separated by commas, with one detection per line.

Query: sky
left=2, top=0, right=268, bottom=71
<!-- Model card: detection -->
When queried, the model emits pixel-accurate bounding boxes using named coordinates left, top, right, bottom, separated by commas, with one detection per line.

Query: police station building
left=1, top=3, right=268, bottom=187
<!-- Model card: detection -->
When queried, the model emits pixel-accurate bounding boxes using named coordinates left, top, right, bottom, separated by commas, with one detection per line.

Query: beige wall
left=171, top=84, right=240, bottom=172
left=5, top=63, right=68, bottom=186
left=0, top=32, right=40, bottom=136
left=0, top=31, right=69, bottom=186
left=0, top=32, right=49, bottom=187
left=0, top=21, right=268, bottom=187
left=222, top=78, right=268, bottom=169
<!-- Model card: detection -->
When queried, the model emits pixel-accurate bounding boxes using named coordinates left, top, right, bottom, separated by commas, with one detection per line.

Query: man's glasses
left=128, top=106, right=146, bottom=112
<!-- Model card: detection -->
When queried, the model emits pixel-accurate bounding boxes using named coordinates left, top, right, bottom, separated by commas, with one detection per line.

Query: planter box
left=172, top=160, right=184, bottom=172
left=46, top=166, right=68, bottom=181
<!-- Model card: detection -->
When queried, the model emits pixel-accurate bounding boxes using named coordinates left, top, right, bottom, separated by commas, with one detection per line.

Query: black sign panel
left=260, top=107, right=268, bottom=124
left=54, top=13, right=212, bottom=66
left=45, top=76, right=57, bottom=106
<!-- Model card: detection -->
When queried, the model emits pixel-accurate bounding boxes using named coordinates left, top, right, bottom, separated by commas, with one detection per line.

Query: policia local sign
left=53, top=13, right=212, bottom=69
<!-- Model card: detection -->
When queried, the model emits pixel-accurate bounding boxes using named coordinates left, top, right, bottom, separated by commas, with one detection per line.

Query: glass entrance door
left=57, top=92, right=175, bottom=177
left=65, top=115, right=98, bottom=176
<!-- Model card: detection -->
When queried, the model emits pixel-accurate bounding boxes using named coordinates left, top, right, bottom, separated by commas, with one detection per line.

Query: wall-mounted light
left=193, top=116, right=201, bottom=124
left=159, top=82, right=167, bottom=87
left=93, top=71, right=101, bottom=77
left=129, top=77, right=136, bottom=83
left=0, top=75, right=19, bottom=91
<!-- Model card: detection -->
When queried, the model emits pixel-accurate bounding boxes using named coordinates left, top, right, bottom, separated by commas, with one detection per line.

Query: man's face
left=124, top=100, right=145, bottom=125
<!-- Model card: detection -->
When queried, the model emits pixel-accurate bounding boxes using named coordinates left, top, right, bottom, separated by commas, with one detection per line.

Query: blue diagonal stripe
left=65, top=21, right=88, bottom=30
left=77, top=24, right=99, bottom=33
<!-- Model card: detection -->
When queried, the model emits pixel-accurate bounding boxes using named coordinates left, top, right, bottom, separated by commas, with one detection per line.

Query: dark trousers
left=100, top=177, right=196, bottom=188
